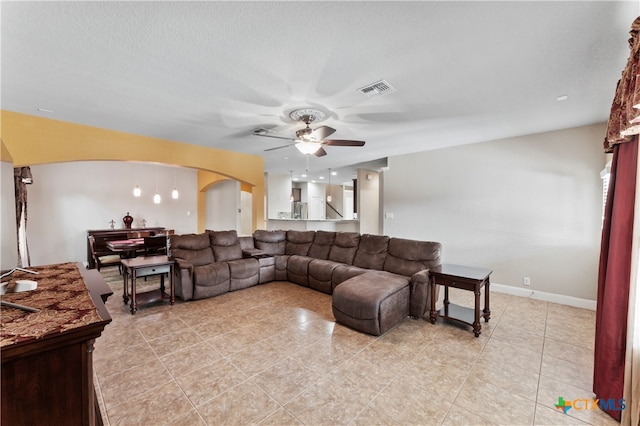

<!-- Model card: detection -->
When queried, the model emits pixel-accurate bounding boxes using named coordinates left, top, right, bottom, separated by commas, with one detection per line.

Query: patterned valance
left=604, top=17, right=640, bottom=153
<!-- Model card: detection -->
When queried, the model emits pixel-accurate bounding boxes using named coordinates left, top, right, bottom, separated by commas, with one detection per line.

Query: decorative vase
left=123, top=212, right=133, bottom=229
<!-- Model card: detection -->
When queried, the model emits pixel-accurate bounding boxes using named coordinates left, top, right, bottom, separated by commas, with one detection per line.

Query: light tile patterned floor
left=94, top=271, right=616, bottom=426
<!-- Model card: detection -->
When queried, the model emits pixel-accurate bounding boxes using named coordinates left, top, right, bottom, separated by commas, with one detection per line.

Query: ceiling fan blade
left=314, top=147, right=327, bottom=157
left=253, top=130, right=296, bottom=141
left=254, top=133, right=296, bottom=141
left=264, top=143, right=294, bottom=152
left=309, top=125, right=336, bottom=140
left=322, top=139, right=366, bottom=147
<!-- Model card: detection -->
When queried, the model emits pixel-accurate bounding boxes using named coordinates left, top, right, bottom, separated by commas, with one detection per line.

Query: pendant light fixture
left=171, top=170, right=179, bottom=199
left=153, top=175, right=161, bottom=204
left=133, top=165, right=142, bottom=197
left=289, top=170, right=294, bottom=202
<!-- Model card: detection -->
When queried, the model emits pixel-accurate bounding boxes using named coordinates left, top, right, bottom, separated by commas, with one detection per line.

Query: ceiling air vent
left=357, top=79, right=397, bottom=97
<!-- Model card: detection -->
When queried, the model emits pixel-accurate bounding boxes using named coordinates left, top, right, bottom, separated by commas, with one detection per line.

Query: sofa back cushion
left=328, top=232, right=361, bottom=265
left=253, top=230, right=286, bottom=255
left=307, top=231, right=336, bottom=259
left=209, top=230, right=243, bottom=262
left=286, top=231, right=316, bottom=256
left=353, top=234, right=390, bottom=270
left=383, top=238, right=442, bottom=276
left=239, top=236, right=255, bottom=250
left=169, top=233, right=215, bottom=266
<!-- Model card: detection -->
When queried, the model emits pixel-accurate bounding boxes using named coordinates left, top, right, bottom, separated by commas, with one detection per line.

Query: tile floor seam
left=531, top=299, right=550, bottom=425
left=189, top=375, right=251, bottom=412
left=443, top=296, right=522, bottom=426
left=347, top=359, right=414, bottom=425
left=195, top=379, right=282, bottom=425
left=163, top=373, right=204, bottom=417
left=538, top=353, right=595, bottom=395
left=102, top=377, right=178, bottom=418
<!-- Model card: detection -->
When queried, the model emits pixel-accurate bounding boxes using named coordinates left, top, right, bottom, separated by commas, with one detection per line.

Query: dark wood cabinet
left=1, top=263, right=112, bottom=425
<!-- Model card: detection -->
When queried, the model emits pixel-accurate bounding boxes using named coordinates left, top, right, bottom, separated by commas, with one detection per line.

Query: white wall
left=22, top=161, right=198, bottom=266
left=205, top=179, right=240, bottom=231
left=240, top=191, right=253, bottom=236
left=357, top=169, right=381, bottom=235
left=383, top=123, right=607, bottom=300
left=266, top=172, right=292, bottom=219
left=1, top=160, right=18, bottom=269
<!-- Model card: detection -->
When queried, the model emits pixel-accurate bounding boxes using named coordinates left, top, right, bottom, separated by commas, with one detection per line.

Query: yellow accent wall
left=0, top=111, right=265, bottom=231
left=1, top=139, right=14, bottom=163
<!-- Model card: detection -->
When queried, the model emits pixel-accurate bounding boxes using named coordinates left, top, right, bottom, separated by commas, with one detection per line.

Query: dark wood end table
left=120, top=255, right=175, bottom=314
left=429, top=263, right=492, bottom=337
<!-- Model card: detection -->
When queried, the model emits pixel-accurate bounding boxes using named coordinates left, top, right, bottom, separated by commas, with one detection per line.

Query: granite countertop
left=1, top=262, right=105, bottom=347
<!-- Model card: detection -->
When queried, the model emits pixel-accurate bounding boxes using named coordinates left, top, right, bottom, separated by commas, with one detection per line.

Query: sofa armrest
left=173, top=258, right=195, bottom=300
left=174, top=258, right=193, bottom=273
left=409, top=269, right=438, bottom=318
left=242, top=248, right=266, bottom=258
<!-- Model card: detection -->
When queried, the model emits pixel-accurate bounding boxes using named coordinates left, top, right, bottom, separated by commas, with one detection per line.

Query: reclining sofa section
left=169, top=230, right=442, bottom=336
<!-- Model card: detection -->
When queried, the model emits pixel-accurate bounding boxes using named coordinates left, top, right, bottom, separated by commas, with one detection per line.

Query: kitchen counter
left=267, top=219, right=359, bottom=232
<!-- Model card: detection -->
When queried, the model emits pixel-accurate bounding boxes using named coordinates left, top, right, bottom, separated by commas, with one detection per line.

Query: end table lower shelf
left=120, top=255, right=175, bottom=315
left=429, top=263, right=492, bottom=337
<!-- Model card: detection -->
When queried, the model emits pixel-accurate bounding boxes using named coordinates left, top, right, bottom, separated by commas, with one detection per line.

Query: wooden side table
left=121, top=255, right=175, bottom=314
left=429, top=264, right=492, bottom=337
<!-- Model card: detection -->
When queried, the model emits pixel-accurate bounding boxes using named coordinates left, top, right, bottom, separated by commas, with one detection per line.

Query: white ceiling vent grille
left=357, top=80, right=397, bottom=97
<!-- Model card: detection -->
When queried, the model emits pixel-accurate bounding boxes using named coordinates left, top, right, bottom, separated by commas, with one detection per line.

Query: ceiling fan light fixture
left=295, top=142, right=322, bottom=155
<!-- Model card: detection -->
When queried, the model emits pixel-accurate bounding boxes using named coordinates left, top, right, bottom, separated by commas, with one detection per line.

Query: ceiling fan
left=253, top=108, right=365, bottom=157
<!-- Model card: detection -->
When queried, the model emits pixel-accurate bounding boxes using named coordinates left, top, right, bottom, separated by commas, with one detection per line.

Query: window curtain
left=597, top=16, right=640, bottom=425
left=626, top=178, right=640, bottom=426
left=596, top=139, right=637, bottom=423
left=14, top=166, right=32, bottom=267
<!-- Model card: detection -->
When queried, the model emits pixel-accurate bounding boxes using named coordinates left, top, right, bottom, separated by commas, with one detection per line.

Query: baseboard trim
left=491, top=283, right=596, bottom=311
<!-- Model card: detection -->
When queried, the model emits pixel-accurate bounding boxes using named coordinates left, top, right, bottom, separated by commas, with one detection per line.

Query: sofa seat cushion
left=274, top=255, right=289, bottom=281
left=192, top=263, right=231, bottom=300
left=287, top=255, right=314, bottom=287
left=308, top=259, right=342, bottom=294
left=332, top=272, right=410, bottom=336
left=227, top=258, right=259, bottom=291
left=331, top=264, right=367, bottom=290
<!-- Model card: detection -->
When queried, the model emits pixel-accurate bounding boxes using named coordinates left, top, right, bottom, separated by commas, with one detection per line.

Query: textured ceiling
left=1, top=1, right=638, bottom=183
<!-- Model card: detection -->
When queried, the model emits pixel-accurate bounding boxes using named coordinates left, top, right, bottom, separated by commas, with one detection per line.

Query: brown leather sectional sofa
left=169, top=229, right=442, bottom=335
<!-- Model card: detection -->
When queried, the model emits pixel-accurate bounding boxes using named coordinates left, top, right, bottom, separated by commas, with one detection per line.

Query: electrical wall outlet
left=523, top=276, right=531, bottom=286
